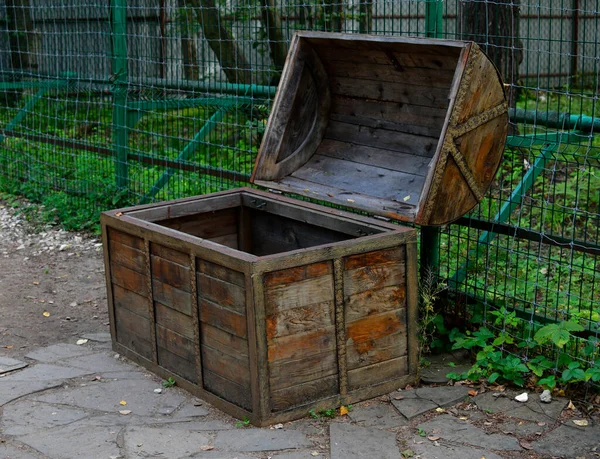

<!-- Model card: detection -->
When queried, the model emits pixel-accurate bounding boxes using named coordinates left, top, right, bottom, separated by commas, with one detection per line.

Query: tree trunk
left=460, top=0, right=522, bottom=109
left=185, top=0, right=253, bottom=84
left=178, top=0, right=200, bottom=80
left=358, top=0, right=372, bottom=34
left=260, top=0, right=288, bottom=84
left=323, top=0, right=343, bottom=32
left=6, top=0, right=35, bottom=72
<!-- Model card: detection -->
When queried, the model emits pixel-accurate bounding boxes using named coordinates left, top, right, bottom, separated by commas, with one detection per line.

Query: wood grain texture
left=343, top=261, right=406, bottom=297
left=156, top=324, right=195, bottom=362
left=115, top=306, right=152, bottom=339
left=108, top=228, right=144, bottom=250
left=109, top=240, right=145, bottom=274
left=151, top=256, right=191, bottom=292
left=113, top=284, right=150, bottom=318
left=155, top=302, right=195, bottom=339
left=344, top=247, right=405, bottom=270
left=346, top=330, right=407, bottom=370
left=347, top=356, right=408, bottom=389
left=203, top=368, right=252, bottom=411
left=208, top=233, right=238, bottom=249
left=155, top=207, right=237, bottom=239
left=269, top=351, right=337, bottom=391
left=152, top=279, right=192, bottom=316
left=264, top=261, right=331, bottom=288
left=198, top=259, right=245, bottom=287
left=267, top=327, right=335, bottom=362
left=199, top=298, right=248, bottom=339
left=346, top=310, right=406, bottom=352
left=151, top=243, right=189, bottom=266
left=111, top=263, right=148, bottom=296
left=197, top=272, right=246, bottom=314
left=266, top=301, right=334, bottom=340
left=157, top=346, right=197, bottom=383
left=202, top=343, right=251, bottom=388
left=265, top=274, right=334, bottom=314
left=345, top=285, right=406, bottom=322
left=201, top=323, right=249, bottom=360
left=270, top=374, right=339, bottom=412
left=116, top=322, right=153, bottom=360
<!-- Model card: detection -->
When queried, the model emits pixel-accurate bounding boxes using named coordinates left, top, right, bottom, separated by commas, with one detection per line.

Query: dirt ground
left=0, top=199, right=109, bottom=358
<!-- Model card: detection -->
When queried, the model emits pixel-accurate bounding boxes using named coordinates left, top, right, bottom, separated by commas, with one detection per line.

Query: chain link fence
left=0, top=0, right=599, bottom=391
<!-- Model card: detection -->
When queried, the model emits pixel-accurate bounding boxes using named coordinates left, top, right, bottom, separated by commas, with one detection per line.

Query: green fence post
left=111, top=0, right=129, bottom=190
left=421, top=0, right=444, bottom=278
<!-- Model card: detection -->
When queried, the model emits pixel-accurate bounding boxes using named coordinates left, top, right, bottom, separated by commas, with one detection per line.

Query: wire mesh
left=0, top=0, right=598, bottom=390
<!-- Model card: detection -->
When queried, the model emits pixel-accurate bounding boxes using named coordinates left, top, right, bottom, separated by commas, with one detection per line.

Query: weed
left=417, top=428, right=426, bottom=437
left=162, top=377, right=176, bottom=388
left=235, top=417, right=251, bottom=428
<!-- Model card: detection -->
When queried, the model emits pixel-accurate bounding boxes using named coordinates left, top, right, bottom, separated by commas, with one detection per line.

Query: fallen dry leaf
left=537, top=422, right=546, bottom=426
left=435, top=408, right=445, bottom=413
left=468, top=390, right=478, bottom=397
left=76, top=339, right=88, bottom=345
left=4, top=345, right=13, bottom=349
left=42, top=311, right=50, bottom=317
left=115, top=212, right=123, bottom=217
left=572, top=419, right=588, bottom=427
left=557, top=389, right=566, bottom=397
left=403, top=195, right=411, bottom=201
left=119, top=410, right=131, bottom=415
left=459, top=416, right=468, bottom=421
left=347, top=199, right=355, bottom=203
left=394, top=396, right=405, bottom=400
left=405, top=384, right=413, bottom=390
left=489, top=385, right=505, bottom=392
left=32, top=281, right=39, bottom=285
left=120, top=400, right=127, bottom=406
left=273, top=423, right=284, bottom=429
left=427, top=435, right=440, bottom=441
left=310, top=452, right=319, bottom=457
left=200, top=446, right=214, bottom=451
left=520, top=440, right=533, bottom=450
left=339, top=406, right=349, bottom=416
left=567, top=401, right=576, bottom=410
left=484, top=421, right=492, bottom=426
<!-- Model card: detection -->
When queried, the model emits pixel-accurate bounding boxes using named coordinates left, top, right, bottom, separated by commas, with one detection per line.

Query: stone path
left=1, top=339, right=599, bottom=459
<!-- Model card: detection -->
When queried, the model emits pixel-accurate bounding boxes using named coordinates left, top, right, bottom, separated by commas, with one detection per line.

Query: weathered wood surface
left=157, top=207, right=237, bottom=240
left=102, top=188, right=419, bottom=424
left=252, top=33, right=507, bottom=225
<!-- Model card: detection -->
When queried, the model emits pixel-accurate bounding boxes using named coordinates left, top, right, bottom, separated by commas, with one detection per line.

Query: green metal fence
left=1, top=0, right=599, bottom=391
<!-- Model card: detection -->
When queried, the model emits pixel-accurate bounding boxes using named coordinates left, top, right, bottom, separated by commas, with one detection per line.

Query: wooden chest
left=101, top=32, right=507, bottom=426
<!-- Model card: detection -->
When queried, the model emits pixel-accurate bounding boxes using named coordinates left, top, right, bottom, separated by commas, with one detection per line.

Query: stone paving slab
left=1, top=400, right=89, bottom=436
left=532, top=423, right=600, bottom=458
left=0, top=363, right=93, bottom=382
left=24, top=343, right=94, bottom=362
left=391, top=386, right=470, bottom=420
left=214, top=429, right=312, bottom=452
left=0, top=356, right=28, bottom=375
left=59, top=352, right=134, bottom=374
left=122, top=425, right=212, bottom=458
left=349, top=403, right=408, bottom=428
left=0, top=380, right=62, bottom=406
left=0, top=442, right=42, bottom=459
left=391, top=397, right=437, bottom=420
left=81, top=332, right=111, bottom=343
left=414, top=386, right=469, bottom=407
left=272, top=451, right=326, bottom=458
left=34, top=378, right=186, bottom=416
left=474, top=391, right=569, bottom=422
left=407, top=437, right=504, bottom=459
left=417, top=414, right=522, bottom=451
left=329, top=422, right=401, bottom=459
left=17, top=423, right=121, bottom=459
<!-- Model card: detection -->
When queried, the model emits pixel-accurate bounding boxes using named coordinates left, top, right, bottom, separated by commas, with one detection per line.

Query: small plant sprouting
left=162, top=377, right=176, bottom=388
left=308, top=407, right=338, bottom=420
left=417, top=428, right=427, bottom=437
left=236, top=417, right=251, bottom=427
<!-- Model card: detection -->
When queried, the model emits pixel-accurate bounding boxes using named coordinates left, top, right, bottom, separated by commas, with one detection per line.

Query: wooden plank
left=109, top=240, right=145, bottom=274
left=264, top=275, right=334, bottom=315
left=198, top=259, right=245, bottom=287
left=344, top=247, right=406, bottom=270
left=251, top=271, right=270, bottom=420
left=324, top=121, right=438, bottom=158
left=155, top=302, right=195, bottom=339
left=108, top=228, right=144, bottom=250
left=203, top=368, right=252, bottom=411
left=202, top=343, right=250, bottom=388
left=152, top=279, right=192, bottom=316
left=328, top=60, right=455, bottom=89
left=330, top=96, right=447, bottom=133
left=345, top=286, right=406, bottom=323
left=405, top=242, right=419, bottom=379
left=111, top=263, right=147, bottom=296
left=264, top=261, right=332, bottom=288
left=156, top=324, right=195, bottom=362
left=346, top=330, right=407, bottom=371
left=151, top=255, right=191, bottom=292
left=157, top=346, right=197, bottom=383
left=346, top=310, right=406, bottom=354
left=144, top=239, right=158, bottom=364
left=315, top=46, right=461, bottom=71
left=116, top=322, right=153, bottom=361
left=199, top=298, right=247, bottom=339
left=256, top=177, right=417, bottom=224
left=197, top=272, right=246, bottom=314
left=113, top=284, right=150, bottom=318
left=266, top=301, right=334, bottom=340
left=201, top=323, right=249, bottom=360
left=269, top=351, right=338, bottom=391
left=207, top=233, right=238, bottom=249
left=238, top=206, right=253, bottom=254
left=189, top=252, right=203, bottom=388
left=329, top=112, right=439, bottom=139
left=126, top=192, right=241, bottom=222
left=330, top=76, right=450, bottom=109
left=157, top=207, right=237, bottom=240
left=270, top=374, right=338, bottom=412
left=101, top=222, right=117, bottom=343
left=347, top=356, right=408, bottom=389
left=267, top=327, right=335, bottom=362
left=250, top=210, right=351, bottom=257
left=316, top=138, right=430, bottom=178
left=291, top=155, right=424, bottom=208
left=343, top=261, right=406, bottom=297
left=115, top=306, right=152, bottom=339
left=151, top=243, right=189, bottom=266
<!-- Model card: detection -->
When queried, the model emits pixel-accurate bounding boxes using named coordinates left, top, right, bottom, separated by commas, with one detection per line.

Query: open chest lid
left=251, top=31, right=508, bottom=226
